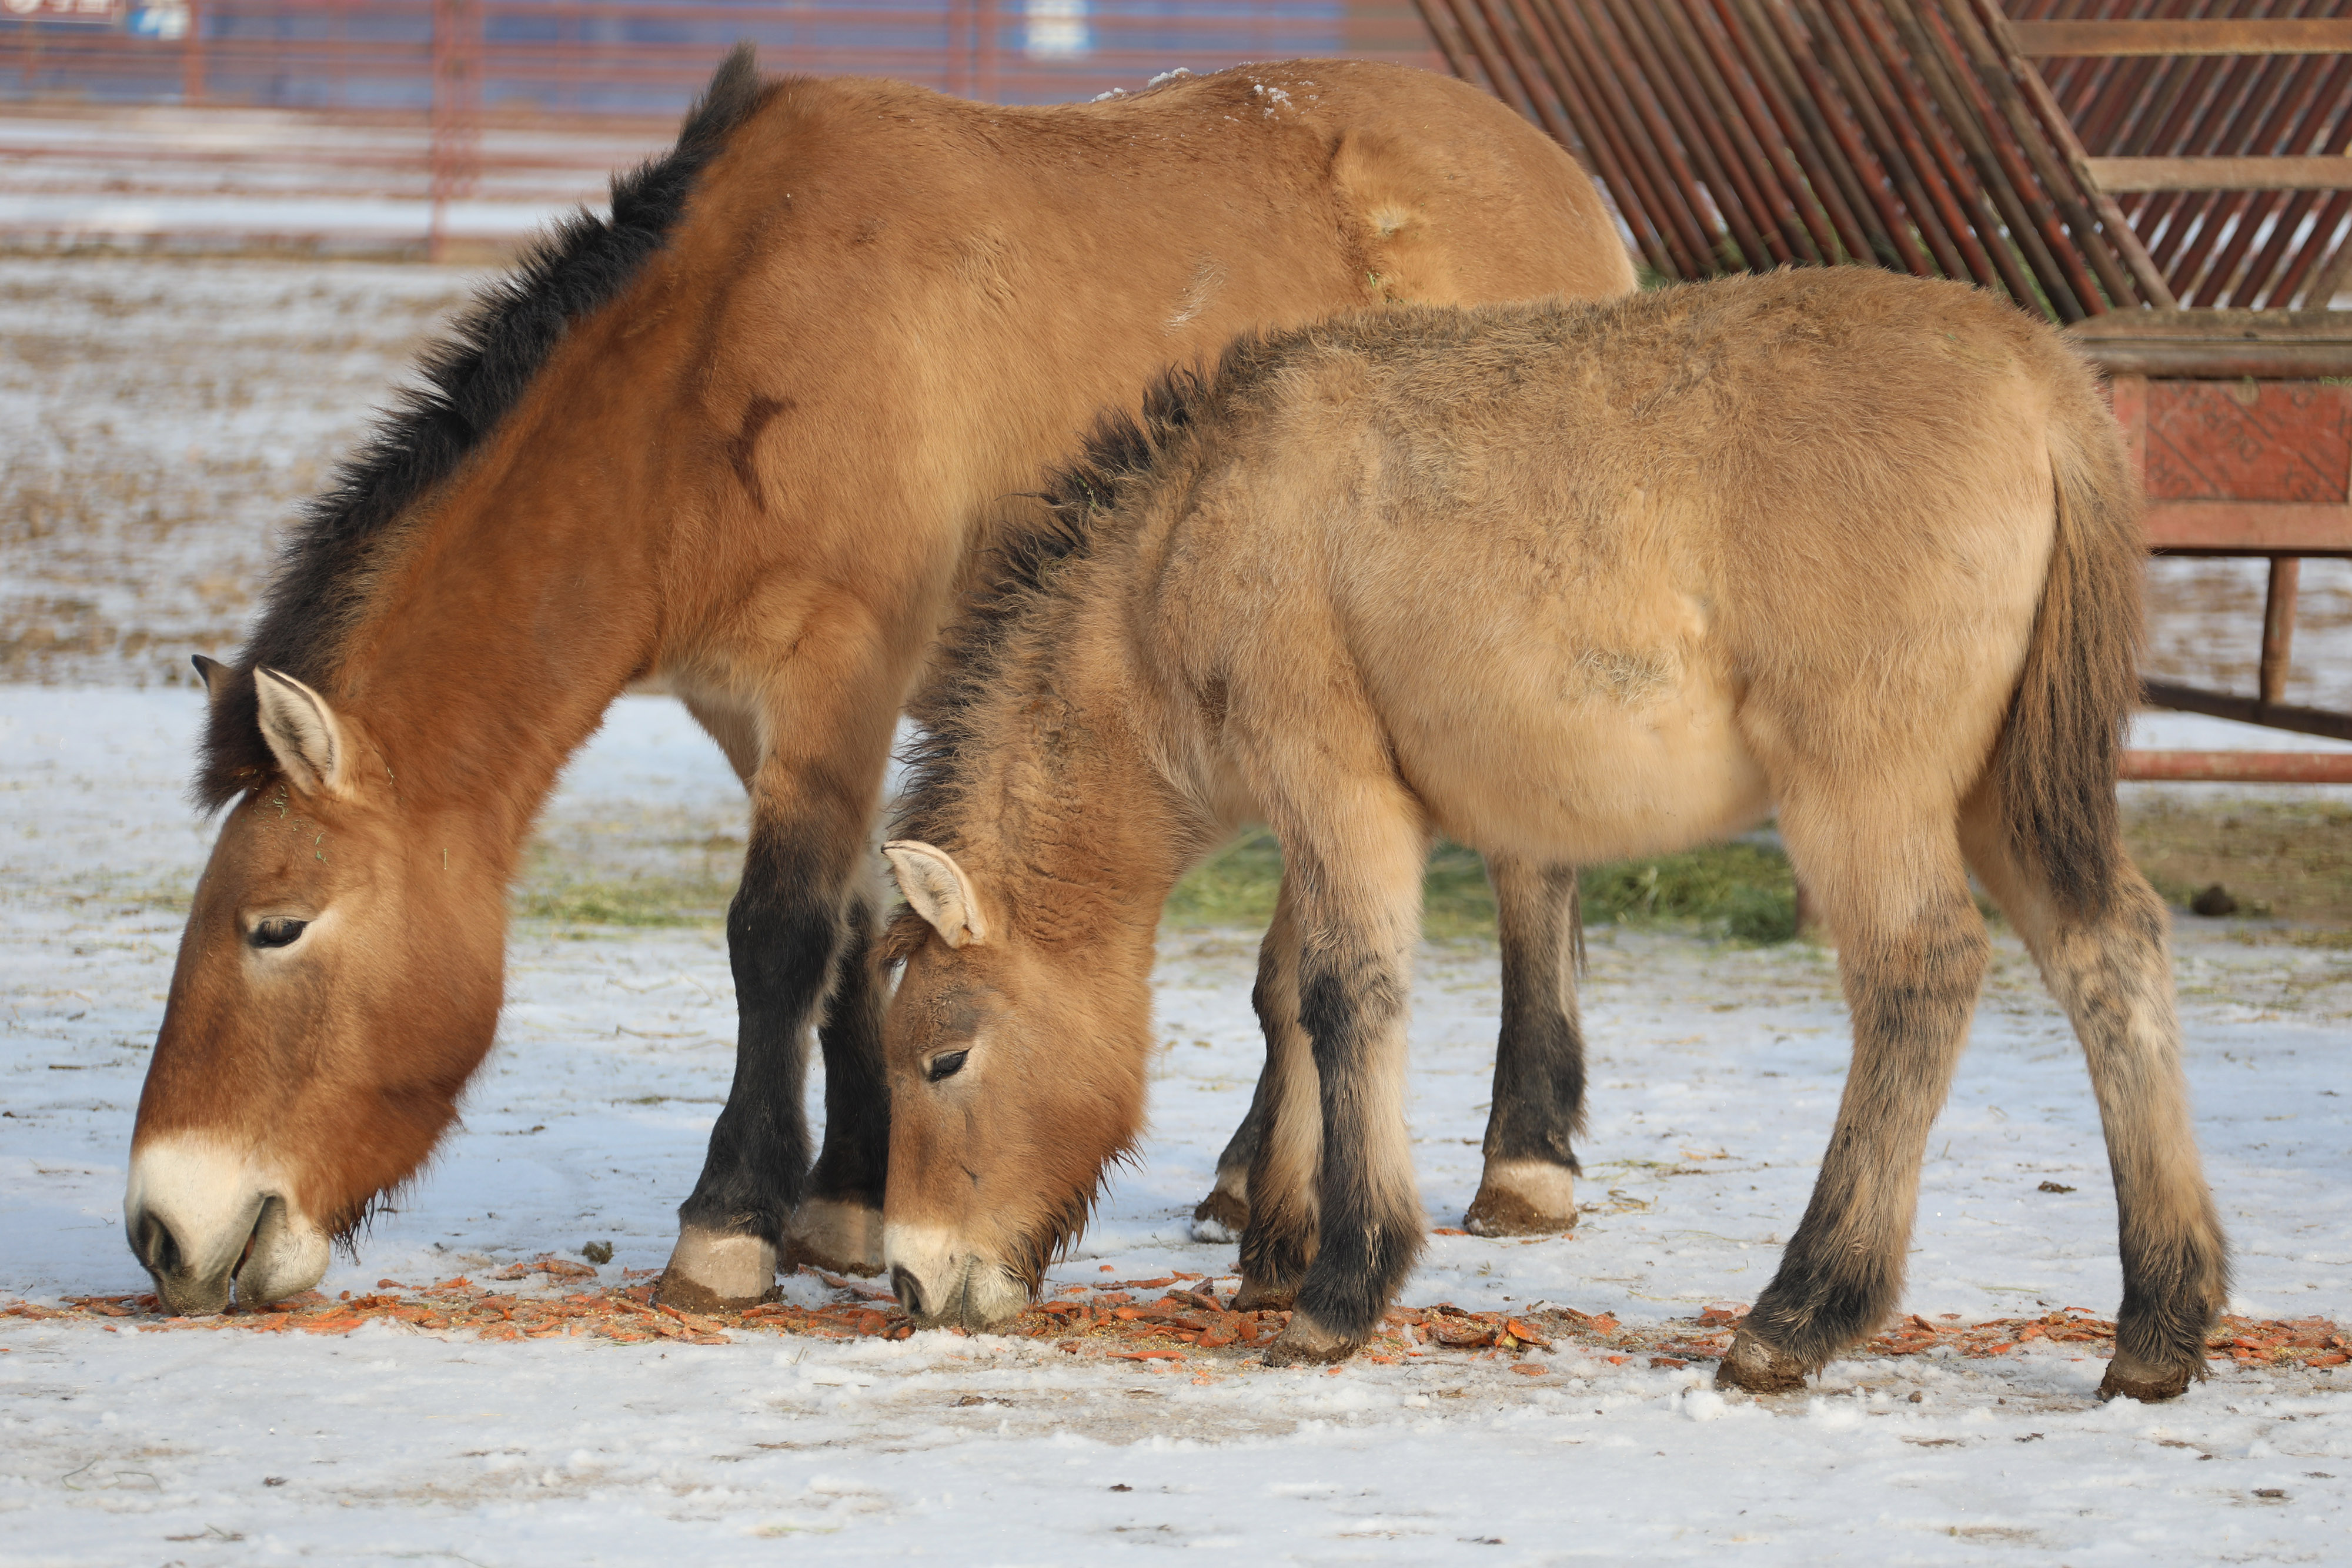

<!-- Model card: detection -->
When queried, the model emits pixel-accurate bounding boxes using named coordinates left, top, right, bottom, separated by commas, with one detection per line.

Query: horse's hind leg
left=1719, top=809, right=1988, bottom=1394
left=1958, top=784, right=2227, bottom=1401
left=1465, top=856, right=1585, bottom=1235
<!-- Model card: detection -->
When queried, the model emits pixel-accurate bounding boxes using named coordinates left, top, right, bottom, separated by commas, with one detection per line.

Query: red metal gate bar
left=2120, top=750, right=2352, bottom=783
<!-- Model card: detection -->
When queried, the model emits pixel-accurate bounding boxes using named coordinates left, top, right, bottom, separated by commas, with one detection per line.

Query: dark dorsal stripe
left=194, top=45, right=770, bottom=810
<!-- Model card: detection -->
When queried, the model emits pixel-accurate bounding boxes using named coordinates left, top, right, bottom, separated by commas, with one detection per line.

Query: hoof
left=654, top=1226, right=779, bottom=1312
left=1715, top=1329, right=1811, bottom=1395
left=1191, top=1185, right=1248, bottom=1244
left=1464, top=1159, right=1578, bottom=1237
left=1261, top=1310, right=1358, bottom=1367
left=2097, top=1349, right=2200, bottom=1403
left=786, top=1196, right=886, bottom=1277
left=1232, top=1278, right=1297, bottom=1313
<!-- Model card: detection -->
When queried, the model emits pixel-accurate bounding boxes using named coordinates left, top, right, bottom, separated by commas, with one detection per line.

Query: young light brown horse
left=124, top=48, right=1634, bottom=1316
left=877, top=266, right=2229, bottom=1402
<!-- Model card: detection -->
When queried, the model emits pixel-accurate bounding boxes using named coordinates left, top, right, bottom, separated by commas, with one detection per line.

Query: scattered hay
left=7, top=1271, right=2341, bottom=1375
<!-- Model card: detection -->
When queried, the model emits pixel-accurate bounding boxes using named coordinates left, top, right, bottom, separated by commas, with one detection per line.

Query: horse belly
left=1391, top=638, right=1771, bottom=864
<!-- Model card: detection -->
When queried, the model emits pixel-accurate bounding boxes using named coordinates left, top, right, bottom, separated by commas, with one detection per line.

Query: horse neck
left=949, top=592, right=1193, bottom=966
left=330, top=407, right=673, bottom=864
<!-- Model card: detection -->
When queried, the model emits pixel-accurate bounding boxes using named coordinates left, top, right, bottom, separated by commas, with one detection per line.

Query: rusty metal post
left=1720, top=0, right=1918, bottom=270
left=1465, top=0, right=1589, bottom=155
left=428, top=0, right=482, bottom=263
left=1665, top=0, right=1833, bottom=263
left=947, top=0, right=966, bottom=98
left=181, top=0, right=205, bottom=105
left=1795, top=0, right=1970, bottom=279
left=2260, top=557, right=2302, bottom=711
left=2226, top=61, right=2352, bottom=306
left=978, top=0, right=998, bottom=104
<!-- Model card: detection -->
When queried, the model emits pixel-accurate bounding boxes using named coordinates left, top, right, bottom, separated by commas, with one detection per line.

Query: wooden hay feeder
left=1416, top=0, right=2351, bottom=781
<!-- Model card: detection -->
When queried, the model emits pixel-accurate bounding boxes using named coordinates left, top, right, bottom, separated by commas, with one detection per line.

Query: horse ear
left=189, top=653, right=233, bottom=702
left=882, top=841, right=988, bottom=948
left=253, top=667, right=353, bottom=798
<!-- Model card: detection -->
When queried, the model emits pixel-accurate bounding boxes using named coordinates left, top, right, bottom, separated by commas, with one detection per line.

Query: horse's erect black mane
left=193, top=45, right=770, bottom=810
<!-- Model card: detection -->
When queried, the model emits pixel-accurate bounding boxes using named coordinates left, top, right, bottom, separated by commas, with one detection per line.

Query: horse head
left=126, top=659, right=507, bottom=1314
left=874, top=840, right=1150, bottom=1330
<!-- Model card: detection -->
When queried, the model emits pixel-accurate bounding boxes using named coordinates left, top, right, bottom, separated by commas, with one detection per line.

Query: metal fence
left=4, top=0, right=1441, bottom=110
left=0, top=1, right=1444, bottom=252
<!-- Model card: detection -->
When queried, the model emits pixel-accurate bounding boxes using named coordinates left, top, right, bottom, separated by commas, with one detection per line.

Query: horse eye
left=926, top=1049, right=969, bottom=1083
left=250, top=918, right=308, bottom=950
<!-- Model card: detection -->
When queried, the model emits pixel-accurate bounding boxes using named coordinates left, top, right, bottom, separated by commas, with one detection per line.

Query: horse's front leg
left=1257, top=823, right=1431, bottom=1366
left=1191, top=1076, right=1265, bottom=1244
left=1232, top=878, right=1319, bottom=1309
left=1195, top=853, right=1584, bottom=1244
left=657, top=647, right=903, bottom=1310
left=787, top=887, right=891, bottom=1276
left=1465, top=855, right=1585, bottom=1235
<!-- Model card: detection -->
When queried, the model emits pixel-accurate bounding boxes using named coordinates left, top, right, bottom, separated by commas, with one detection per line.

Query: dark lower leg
left=1721, top=892, right=1985, bottom=1392
left=1268, top=947, right=1423, bottom=1362
left=661, top=820, right=852, bottom=1309
left=1194, top=1074, right=1266, bottom=1241
left=1467, top=857, right=1586, bottom=1235
left=790, top=890, right=891, bottom=1275
left=1237, top=891, right=1319, bottom=1309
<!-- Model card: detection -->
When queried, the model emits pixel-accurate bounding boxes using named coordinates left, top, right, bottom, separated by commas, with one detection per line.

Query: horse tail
left=1993, top=402, right=2146, bottom=923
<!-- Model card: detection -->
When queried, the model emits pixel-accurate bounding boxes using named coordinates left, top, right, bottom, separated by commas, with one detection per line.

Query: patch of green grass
left=1422, top=841, right=1500, bottom=940
left=1161, top=828, right=1800, bottom=944
left=1160, top=827, right=1285, bottom=931
left=1582, top=842, right=1798, bottom=943
left=512, top=875, right=731, bottom=927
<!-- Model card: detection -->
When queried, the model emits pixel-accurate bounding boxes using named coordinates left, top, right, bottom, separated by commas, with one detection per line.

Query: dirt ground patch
left=2126, top=794, right=2352, bottom=927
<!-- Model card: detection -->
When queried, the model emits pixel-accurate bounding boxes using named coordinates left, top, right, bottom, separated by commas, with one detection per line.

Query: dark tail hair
left=1996, top=413, right=2146, bottom=921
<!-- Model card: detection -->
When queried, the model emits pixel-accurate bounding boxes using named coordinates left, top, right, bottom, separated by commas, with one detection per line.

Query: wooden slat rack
left=1416, top=0, right=2352, bottom=768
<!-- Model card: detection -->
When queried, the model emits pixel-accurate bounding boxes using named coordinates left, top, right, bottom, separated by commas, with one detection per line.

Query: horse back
left=522, top=61, right=1626, bottom=701
left=1130, top=269, right=2127, bottom=859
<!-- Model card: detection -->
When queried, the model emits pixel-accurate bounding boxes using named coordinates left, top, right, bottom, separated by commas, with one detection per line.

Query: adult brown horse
left=876, top=269, right=2229, bottom=1402
left=124, top=47, right=1633, bottom=1315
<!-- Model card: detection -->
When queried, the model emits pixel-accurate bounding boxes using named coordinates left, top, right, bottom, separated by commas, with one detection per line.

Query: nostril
left=133, top=1211, right=181, bottom=1277
left=889, top=1265, right=924, bottom=1318
left=233, top=1195, right=280, bottom=1281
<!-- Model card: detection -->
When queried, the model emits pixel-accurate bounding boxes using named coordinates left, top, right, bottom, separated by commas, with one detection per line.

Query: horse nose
left=129, top=1204, right=183, bottom=1278
left=889, top=1265, right=926, bottom=1318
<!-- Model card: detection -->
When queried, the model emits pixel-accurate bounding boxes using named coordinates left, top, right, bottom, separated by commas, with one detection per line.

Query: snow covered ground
left=2, top=689, right=2348, bottom=1564
left=2, top=246, right=2348, bottom=1563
